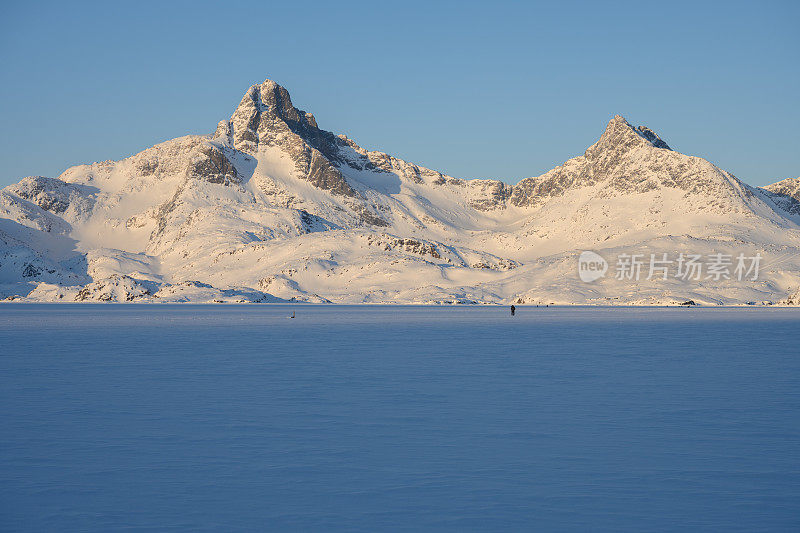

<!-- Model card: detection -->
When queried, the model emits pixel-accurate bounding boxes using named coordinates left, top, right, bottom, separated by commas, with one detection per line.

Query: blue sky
left=1, top=0, right=797, bottom=187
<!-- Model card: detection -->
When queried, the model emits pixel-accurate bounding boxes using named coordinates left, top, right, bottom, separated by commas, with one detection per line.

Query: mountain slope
left=2, top=78, right=799, bottom=304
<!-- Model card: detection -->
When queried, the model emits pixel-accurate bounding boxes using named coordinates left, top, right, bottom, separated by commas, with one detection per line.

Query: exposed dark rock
left=470, top=258, right=519, bottom=271
left=763, top=178, right=800, bottom=215
left=21, top=263, right=42, bottom=278
left=637, top=126, right=671, bottom=150
left=349, top=203, right=390, bottom=227
left=297, top=209, right=339, bottom=233
left=188, top=144, right=240, bottom=185
left=227, top=80, right=359, bottom=198
left=75, top=275, right=153, bottom=302
left=366, top=234, right=442, bottom=259
left=509, top=115, right=743, bottom=208
left=6, top=176, right=95, bottom=216
left=783, top=288, right=800, bottom=306
left=470, top=181, right=513, bottom=211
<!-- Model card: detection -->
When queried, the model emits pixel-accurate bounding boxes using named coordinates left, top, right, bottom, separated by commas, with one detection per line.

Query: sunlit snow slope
left=2, top=78, right=800, bottom=304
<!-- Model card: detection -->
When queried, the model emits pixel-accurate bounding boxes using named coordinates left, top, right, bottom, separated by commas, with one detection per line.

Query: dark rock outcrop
left=224, top=80, right=359, bottom=198
left=188, top=144, right=240, bottom=185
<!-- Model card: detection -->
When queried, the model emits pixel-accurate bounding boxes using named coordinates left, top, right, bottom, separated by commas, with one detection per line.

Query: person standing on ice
left=511, top=305, right=516, bottom=316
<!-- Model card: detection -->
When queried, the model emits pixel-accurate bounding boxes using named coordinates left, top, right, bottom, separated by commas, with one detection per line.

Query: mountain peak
left=218, top=77, right=360, bottom=199
left=3, top=77, right=800, bottom=305
left=591, top=115, right=672, bottom=155
left=224, top=78, right=313, bottom=153
left=256, top=79, right=301, bottom=122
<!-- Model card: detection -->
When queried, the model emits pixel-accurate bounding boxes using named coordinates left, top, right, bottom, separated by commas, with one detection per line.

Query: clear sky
left=1, top=0, right=797, bottom=188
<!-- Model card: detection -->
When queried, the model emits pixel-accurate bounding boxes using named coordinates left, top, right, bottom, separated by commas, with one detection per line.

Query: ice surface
left=1, top=305, right=799, bottom=531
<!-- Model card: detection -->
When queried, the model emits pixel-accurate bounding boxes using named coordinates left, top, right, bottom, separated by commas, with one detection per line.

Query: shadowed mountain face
left=1, top=78, right=799, bottom=304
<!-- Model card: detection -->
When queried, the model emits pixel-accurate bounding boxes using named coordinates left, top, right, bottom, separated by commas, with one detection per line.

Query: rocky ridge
left=1, top=78, right=799, bottom=304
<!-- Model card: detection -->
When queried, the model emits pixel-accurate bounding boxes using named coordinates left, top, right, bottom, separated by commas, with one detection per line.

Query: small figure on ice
left=510, top=305, right=516, bottom=316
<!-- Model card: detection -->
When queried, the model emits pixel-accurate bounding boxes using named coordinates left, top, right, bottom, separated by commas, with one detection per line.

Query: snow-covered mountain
left=2, top=78, right=800, bottom=304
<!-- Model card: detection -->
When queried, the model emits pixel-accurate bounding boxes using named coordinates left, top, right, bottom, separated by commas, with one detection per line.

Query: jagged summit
left=216, top=78, right=359, bottom=198
left=1, top=77, right=799, bottom=305
left=593, top=115, right=672, bottom=153
left=223, top=78, right=325, bottom=150
left=255, top=79, right=303, bottom=120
